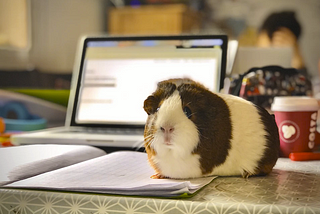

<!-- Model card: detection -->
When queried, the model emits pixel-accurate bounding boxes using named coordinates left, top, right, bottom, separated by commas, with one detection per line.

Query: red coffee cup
left=271, top=96, right=319, bottom=157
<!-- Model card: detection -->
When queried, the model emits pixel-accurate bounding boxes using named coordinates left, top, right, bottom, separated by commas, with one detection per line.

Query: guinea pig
left=143, top=78, right=279, bottom=179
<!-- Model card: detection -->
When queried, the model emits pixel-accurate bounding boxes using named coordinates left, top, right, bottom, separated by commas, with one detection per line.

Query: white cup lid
left=271, top=96, right=319, bottom=112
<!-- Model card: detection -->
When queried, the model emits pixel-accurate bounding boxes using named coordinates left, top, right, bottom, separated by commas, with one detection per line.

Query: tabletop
left=0, top=158, right=319, bottom=214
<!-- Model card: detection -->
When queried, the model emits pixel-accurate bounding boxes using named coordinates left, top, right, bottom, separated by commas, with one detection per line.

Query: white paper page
left=6, top=151, right=216, bottom=196
left=0, top=144, right=106, bottom=185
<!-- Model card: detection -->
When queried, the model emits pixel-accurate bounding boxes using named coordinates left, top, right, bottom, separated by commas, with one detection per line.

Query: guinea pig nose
left=160, top=126, right=175, bottom=133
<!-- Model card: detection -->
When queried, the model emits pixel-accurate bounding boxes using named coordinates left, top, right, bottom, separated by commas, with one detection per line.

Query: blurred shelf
left=108, top=4, right=201, bottom=35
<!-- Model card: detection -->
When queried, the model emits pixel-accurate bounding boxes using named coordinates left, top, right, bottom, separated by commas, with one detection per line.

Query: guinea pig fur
left=143, top=78, right=279, bottom=179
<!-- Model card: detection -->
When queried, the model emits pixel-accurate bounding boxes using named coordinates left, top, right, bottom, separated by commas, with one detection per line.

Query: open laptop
left=12, top=35, right=228, bottom=149
left=231, top=47, right=292, bottom=75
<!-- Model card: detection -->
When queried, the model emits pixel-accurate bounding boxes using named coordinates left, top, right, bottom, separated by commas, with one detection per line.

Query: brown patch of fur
left=177, top=81, right=232, bottom=175
left=253, top=105, right=280, bottom=176
left=143, top=80, right=176, bottom=115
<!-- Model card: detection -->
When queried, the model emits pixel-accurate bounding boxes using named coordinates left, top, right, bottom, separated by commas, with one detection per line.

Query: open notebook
left=12, top=35, right=228, bottom=149
left=1, top=144, right=217, bottom=198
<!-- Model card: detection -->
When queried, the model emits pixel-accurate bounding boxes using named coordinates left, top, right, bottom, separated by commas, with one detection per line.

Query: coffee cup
left=271, top=96, right=319, bottom=157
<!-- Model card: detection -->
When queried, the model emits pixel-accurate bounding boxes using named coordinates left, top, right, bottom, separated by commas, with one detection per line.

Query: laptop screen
left=70, top=35, right=228, bottom=128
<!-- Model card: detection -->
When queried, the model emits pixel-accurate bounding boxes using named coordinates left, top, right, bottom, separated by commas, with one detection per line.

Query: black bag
left=229, top=66, right=313, bottom=109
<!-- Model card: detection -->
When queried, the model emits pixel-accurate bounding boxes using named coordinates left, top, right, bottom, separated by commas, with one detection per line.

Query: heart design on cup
left=282, top=125, right=296, bottom=139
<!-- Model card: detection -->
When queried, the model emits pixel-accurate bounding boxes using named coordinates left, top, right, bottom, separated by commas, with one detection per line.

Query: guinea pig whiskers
left=144, top=135, right=154, bottom=144
left=145, top=139, right=154, bottom=149
left=144, top=134, right=154, bottom=140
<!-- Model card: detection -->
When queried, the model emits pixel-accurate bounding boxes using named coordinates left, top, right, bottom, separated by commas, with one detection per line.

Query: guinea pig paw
left=150, top=173, right=167, bottom=179
left=242, top=171, right=252, bottom=179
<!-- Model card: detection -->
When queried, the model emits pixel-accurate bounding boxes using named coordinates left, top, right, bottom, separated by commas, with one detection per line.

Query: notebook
left=11, top=35, right=228, bottom=149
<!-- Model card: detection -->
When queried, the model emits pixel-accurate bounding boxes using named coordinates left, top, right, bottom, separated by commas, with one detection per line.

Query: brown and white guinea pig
left=143, top=78, right=279, bottom=179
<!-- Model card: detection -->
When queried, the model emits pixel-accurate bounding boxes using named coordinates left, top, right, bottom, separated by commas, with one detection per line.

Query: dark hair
left=259, top=11, right=302, bottom=40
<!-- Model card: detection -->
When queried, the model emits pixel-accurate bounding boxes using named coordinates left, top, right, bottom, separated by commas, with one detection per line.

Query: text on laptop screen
left=75, top=38, right=225, bottom=125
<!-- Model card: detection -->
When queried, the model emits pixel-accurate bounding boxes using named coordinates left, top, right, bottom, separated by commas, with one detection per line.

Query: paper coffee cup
left=271, top=96, right=319, bottom=157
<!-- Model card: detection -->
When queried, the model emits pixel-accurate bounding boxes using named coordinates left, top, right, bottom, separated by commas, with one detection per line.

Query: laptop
left=231, top=47, right=292, bottom=75
left=12, top=35, right=228, bottom=149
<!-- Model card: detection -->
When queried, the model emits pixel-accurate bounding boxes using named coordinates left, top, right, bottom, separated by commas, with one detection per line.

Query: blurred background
left=0, top=0, right=319, bottom=153
left=0, top=0, right=320, bottom=142
left=0, top=0, right=319, bottom=89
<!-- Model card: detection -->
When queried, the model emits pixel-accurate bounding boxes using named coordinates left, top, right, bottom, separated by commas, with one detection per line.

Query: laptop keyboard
left=65, top=128, right=144, bottom=136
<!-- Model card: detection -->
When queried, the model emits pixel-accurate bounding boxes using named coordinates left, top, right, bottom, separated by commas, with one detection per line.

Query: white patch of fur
left=207, top=93, right=268, bottom=176
left=151, top=91, right=202, bottom=178
left=152, top=153, right=202, bottom=179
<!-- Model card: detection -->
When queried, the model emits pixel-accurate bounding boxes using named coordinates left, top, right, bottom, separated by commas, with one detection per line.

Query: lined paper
left=6, top=151, right=216, bottom=197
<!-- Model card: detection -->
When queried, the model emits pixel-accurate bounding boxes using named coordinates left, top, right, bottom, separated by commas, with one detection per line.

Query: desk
left=0, top=158, right=319, bottom=213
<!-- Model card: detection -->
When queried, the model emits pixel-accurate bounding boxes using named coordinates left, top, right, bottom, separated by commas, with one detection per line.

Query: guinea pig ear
left=143, top=95, right=159, bottom=115
left=157, top=81, right=176, bottom=98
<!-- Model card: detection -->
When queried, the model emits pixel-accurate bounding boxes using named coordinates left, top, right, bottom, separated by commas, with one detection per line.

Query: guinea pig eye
left=183, top=106, right=192, bottom=119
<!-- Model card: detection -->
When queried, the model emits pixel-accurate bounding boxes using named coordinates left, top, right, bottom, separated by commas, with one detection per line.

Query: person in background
left=230, top=11, right=313, bottom=110
left=256, top=11, right=306, bottom=74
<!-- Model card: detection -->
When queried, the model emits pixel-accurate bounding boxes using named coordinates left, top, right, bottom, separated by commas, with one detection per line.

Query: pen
left=289, top=152, right=320, bottom=161
left=0, top=117, right=5, bottom=133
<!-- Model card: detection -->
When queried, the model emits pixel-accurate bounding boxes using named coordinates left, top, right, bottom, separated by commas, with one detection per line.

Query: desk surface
left=0, top=158, right=319, bottom=214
